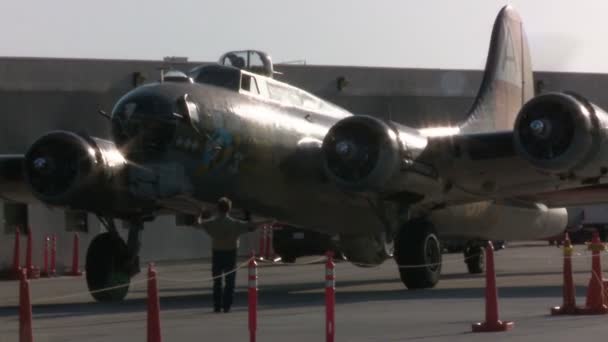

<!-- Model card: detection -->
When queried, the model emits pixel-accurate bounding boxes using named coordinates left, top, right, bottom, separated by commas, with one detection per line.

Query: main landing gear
left=86, top=218, right=143, bottom=302
left=394, top=219, right=442, bottom=289
left=464, top=242, right=485, bottom=274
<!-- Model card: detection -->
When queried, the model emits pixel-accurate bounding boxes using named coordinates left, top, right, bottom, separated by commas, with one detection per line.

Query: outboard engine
left=514, top=92, right=608, bottom=178
left=23, top=131, right=136, bottom=213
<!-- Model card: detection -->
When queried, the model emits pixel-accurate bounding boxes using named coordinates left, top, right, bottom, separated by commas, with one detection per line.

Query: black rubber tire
left=280, top=254, right=297, bottom=263
left=464, top=246, right=484, bottom=274
left=394, top=220, right=442, bottom=289
left=86, top=232, right=131, bottom=302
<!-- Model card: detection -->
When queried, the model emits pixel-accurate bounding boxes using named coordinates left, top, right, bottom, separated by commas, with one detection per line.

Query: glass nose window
left=111, top=93, right=176, bottom=153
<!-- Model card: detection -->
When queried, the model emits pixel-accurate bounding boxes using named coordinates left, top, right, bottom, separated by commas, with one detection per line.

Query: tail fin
left=459, top=5, right=533, bottom=133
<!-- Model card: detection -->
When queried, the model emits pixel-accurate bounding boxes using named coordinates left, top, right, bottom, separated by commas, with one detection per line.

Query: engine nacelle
left=24, top=131, right=133, bottom=213
left=514, top=92, right=608, bottom=177
left=322, top=115, right=428, bottom=192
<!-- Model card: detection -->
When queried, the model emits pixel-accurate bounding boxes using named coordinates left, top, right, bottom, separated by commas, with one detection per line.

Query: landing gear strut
left=464, top=242, right=484, bottom=274
left=85, top=218, right=143, bottom=302
left=394, top=219, right=441, bottom=289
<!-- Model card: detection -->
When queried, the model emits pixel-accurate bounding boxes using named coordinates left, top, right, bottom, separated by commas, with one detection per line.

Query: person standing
left=197, top=197, right=262, bottom=313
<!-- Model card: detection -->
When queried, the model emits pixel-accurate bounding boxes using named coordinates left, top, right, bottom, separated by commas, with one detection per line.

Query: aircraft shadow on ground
left=0, top=275, right=588, bottom=320
left=441, top=269, right=588, bottom=280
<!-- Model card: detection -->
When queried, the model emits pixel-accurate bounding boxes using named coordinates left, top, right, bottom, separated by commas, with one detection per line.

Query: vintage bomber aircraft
left=1, top=5, right=605, bottom=301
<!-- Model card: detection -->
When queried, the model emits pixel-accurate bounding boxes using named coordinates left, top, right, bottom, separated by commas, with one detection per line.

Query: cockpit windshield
left=191, top=65, right=240, bottom=91
left=219, top=50, right=274, bottom=77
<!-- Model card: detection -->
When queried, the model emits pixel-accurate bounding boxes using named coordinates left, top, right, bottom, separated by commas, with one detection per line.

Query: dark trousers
left=212, top=249, right=237, bottom=311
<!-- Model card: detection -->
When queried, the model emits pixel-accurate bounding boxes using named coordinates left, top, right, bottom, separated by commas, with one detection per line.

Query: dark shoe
left=223, top=307, right=231, bottom=313
left=214, top=307, right=221, bottom=313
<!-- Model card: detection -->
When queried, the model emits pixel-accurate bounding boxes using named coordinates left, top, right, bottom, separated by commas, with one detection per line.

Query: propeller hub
left=530, top=119, right=551, bottom=139
left=336, top=140, right=357, bottom=160
left=33, top=157, right=51, bottom=172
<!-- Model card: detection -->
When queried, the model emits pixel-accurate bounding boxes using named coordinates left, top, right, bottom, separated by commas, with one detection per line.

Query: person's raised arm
left=196, top=210, right=216, bottom=227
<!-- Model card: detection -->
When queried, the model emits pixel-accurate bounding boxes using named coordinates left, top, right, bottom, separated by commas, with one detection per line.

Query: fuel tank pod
left=430, top=201, right=568, bottom=241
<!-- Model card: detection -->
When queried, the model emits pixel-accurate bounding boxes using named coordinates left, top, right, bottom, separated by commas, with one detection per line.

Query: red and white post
left=325, top=251, right=335, bottom=342
left=19, top=268, right=33, bottom=342
left=11, top=227, right=21, bottom=279
left=41, top=236, right=50, bottom=277
left=263, top=227, right=269, bottom=260
left=147, top=263, right=162, bottom=342
left=25, top=227, right=39, bottom=279
left=69, top=233, right=82, bottom=276
left=248, top=252, right=258, bottom=342
left=50, top=234, right=57, bottom=277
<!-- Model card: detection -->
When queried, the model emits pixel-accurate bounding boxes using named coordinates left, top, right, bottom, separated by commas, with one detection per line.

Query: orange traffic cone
left=551, top=233, right=579, bottom=315
left=19, top=269, right=33, bottom=342
left=472, top=241, right=514, bottom=332
left=147, top=263, right=161, bottom=342
left=578, top=230, right=608, bottom=314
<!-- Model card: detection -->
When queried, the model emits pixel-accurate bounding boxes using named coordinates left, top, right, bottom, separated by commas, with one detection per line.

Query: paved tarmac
left=0, top=241, right=607, bottom=341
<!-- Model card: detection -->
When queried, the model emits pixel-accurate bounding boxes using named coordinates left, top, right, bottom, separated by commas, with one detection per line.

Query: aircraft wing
left=322, top=116, right=608, bottom=210
left=517, top=185, right=608, bottom=208
left=420, top=132, right=555, bottom=202
left=321, top=5, right=608, bottom=210
left=420, top=130, right=608, bottom=206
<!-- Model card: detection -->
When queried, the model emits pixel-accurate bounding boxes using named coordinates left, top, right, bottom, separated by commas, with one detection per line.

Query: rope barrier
left=330, top=248, right=608, bottom=275
left=155, top=258, right=252, bottom=284
left=35, top=278, right=149, bottom=305
left=6, top=245, right=608, bottom=306
left=28, top=257, right=255, bottom=304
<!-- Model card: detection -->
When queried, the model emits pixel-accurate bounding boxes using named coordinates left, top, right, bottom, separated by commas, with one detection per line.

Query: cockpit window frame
left=240, top=72, right=261, bottom=95
left=190, top=62, right=350, bottom=118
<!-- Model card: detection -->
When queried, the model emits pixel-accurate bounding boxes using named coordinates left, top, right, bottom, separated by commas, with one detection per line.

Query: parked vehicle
left=272, top=224, right=342, bottom=263
left=547, top=206, right=607, bottom=244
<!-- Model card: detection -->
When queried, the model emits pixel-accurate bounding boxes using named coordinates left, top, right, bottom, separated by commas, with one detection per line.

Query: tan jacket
left=197, top=214, right=253, bottom=251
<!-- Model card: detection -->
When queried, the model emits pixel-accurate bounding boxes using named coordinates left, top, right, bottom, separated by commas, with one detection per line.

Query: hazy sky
left=2, top=1, right=608, bottom=73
